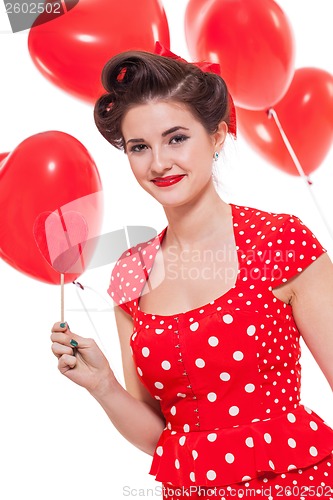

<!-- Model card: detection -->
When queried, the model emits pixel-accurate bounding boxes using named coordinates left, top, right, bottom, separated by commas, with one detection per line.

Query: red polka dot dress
left=108, top=204, right=333, bottom=499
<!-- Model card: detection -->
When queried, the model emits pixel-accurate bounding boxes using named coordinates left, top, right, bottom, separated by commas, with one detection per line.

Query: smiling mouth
left=152, top=175, right=186, bottom=182
left=151, top=175, right=186, bottom=187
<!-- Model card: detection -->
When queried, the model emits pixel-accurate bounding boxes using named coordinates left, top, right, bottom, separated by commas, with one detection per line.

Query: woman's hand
left=50, top=322, right=115, bottom=396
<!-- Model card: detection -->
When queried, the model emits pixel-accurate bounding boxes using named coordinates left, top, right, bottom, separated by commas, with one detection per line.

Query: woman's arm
left=92, top=304, right=166, bottom=455
left=51, top=307, right=165, bottom=456
left=91, top=369, right=165, bottom=456
left=273, top=252, right=333, bottom=391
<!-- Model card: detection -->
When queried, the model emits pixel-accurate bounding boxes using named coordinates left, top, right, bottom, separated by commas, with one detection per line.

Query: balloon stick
left=267, top=108, right=333, bottom=241
left=61, top=272, right=65, bottom=323
left=33, top=210, right=88, bottom=323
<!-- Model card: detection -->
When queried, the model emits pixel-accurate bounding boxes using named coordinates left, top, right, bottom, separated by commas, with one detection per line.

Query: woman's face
left=121, top=100, right=227, bottom=207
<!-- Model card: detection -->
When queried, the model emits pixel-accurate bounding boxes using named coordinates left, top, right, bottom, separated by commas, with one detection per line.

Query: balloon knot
left=266, top=108, right=274, bottom=118
left=73, top=281, right=85, bottom=290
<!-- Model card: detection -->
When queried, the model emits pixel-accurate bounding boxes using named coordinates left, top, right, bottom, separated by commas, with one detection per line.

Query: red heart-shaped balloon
left=33, top=210, right=88, bottom=275
left=0, top=153, right=9, bottom=163
left=28, top=0, right=170, bottom=103
left=236, top=67, right=333, bottom=175
left=185, top=0, right=295, bottom=110
left=0, top=131, right=103, bottom=284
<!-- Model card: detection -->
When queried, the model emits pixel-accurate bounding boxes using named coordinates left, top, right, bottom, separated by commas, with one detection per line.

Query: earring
left=214, top=151, right=219, bottom=161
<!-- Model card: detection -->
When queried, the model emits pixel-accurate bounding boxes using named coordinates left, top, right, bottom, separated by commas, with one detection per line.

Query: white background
left=0, top=1, right=332, bottom=499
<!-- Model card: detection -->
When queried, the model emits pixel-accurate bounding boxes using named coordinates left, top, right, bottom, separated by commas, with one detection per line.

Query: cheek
left=192, top=148, right=214, bottom=171
left=180, top=146, right=210, bottom=166
left=128, top=157, right=146, bottom=177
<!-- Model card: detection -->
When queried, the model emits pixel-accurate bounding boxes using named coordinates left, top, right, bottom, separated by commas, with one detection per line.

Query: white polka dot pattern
left=107, top=204, right=332, bottom=488
left=162, top=454, right=333, bottom=499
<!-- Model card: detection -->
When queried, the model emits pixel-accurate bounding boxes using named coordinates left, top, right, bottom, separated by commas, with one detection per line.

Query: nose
left=150, top=146, right=173, bottom=175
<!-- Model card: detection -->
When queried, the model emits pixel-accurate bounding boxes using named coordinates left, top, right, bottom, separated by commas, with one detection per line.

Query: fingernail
left=70, top=339, right=78, bottom=347
left=60, top=323, right=66, bottom=328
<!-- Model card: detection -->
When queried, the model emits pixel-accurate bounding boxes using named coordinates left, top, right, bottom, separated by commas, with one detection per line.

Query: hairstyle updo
left=94, top=49, right=233, bottom=151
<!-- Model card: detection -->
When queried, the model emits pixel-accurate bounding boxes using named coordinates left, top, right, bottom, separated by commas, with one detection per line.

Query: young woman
left=51, top=47, right=333, bottom=499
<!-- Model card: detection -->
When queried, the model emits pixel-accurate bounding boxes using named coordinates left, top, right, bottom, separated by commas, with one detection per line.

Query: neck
left=162, top=180, right=231, bottom=251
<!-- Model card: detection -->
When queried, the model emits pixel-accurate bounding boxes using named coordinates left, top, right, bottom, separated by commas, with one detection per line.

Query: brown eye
left=130, top=144, right=147, bottom=153
left=170, top=134, right=189, bottom=144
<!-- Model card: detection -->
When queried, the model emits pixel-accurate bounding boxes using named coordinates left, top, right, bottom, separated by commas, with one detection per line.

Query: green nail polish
left=60, top=323, right=66, bottom=328
left=70, top=339, right=78, bottom=347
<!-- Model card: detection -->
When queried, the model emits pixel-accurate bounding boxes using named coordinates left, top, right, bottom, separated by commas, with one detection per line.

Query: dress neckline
left=136, top=203, right=242, bottom=320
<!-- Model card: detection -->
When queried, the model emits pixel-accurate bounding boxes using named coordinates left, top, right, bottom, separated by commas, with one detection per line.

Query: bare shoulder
left=290, top=252, right=332, bottom=303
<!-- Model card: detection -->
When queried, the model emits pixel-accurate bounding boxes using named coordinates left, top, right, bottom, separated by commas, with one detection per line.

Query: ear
left=212, top=121, right=228, bottom=151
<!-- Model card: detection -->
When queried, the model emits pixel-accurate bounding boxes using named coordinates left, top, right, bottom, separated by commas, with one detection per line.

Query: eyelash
left=130, top=144, right=147, bottom=153
left=129, top=134, right=189, bottom=153
left=170, top=134, right=189, bottom=145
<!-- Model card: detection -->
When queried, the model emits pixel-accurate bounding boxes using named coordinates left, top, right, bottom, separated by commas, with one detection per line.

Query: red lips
left=151, top=175, right=186, bottom=187
left=152, top=175, right=185, bottom=181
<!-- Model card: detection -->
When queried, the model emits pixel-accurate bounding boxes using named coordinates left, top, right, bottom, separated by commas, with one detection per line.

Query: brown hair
left=94, top=50, right=232, bottom=150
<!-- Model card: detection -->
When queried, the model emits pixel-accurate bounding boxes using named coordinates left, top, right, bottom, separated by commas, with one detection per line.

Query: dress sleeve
left=107, top=241, right=153, bottom=317
left=107, top=247, right=145, bottom=316
left=107, top=249, right=136, bottom=317
left=270, top=214, right=327, bottom=287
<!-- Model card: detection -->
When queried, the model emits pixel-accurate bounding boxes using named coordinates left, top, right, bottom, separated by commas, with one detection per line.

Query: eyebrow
left=126, top=126, right=190, bottom=145
left=162, top=126, right=190, bottom=137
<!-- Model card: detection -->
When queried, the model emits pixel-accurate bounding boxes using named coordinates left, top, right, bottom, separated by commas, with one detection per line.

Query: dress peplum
left=108, top=204, right=333, bottom=490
